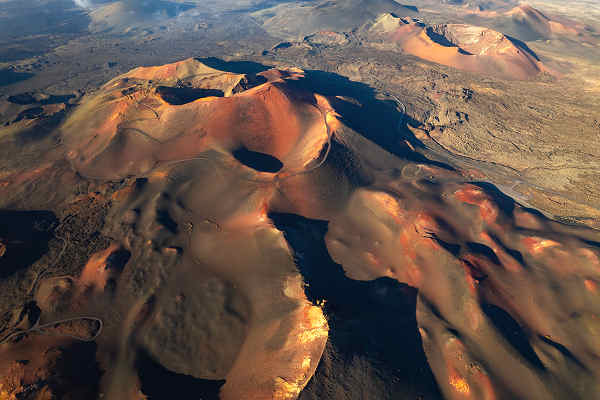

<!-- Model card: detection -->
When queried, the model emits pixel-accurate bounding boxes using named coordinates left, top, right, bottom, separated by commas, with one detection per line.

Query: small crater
left=231, top=75, right=268, bottom=94
left=232, top=146, right=283, bottom=173
left=156, top=86, right=224, bottom=105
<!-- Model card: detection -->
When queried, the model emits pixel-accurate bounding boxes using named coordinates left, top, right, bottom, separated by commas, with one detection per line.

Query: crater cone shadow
left=156, top=86, right=224, bottom=105
left=191, top=58, right=453, bottom=170
left=232, top=146, right=283, bottom=173
left=482, top=304, right=546, bottom=370
left=472, top=181, right=516, bottom=215
left=506, top=35, right=541, bottom=61
left=136, top=349, right=225, bottom=400
left=8, top=92, right=75, bottom=106
left=425, top=27, right=473, bottom=55
left=49, top=341, right=102, bottom=399
left=269, top=213, right=442, bottom=399
left=291, top=69, right=455, bottom=171
left=0, top=69, right=34, bottom=87
left=195, top=57, right=271, bottom=75
left=0, top=210, right=57, bottom=278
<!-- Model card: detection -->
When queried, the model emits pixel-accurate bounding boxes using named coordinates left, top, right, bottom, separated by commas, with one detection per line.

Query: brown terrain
left=471, top=3, right=600, bottom=43
left=251, top=0, right=419, bottom=39
left=1, top=56, right=599, bottom=399
left=0, top=1, right=599, bottom=399
left=361, top=13, right=545, bottom=79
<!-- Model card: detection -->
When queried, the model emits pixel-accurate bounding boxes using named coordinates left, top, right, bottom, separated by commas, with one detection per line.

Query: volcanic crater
left=0, top=58, right=599, bottom=400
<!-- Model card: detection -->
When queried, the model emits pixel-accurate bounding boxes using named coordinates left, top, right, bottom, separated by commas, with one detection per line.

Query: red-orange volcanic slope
left=364, top=14, right=547, bottom=80
left=506, top=4, right=596, bottom=40
left=466, top=3, right=599, bottom=43
left=1, top=58, right=599, bottom=400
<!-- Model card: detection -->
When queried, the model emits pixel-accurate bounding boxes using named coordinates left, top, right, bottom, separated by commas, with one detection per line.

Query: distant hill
left=358, top=13, right=546, bottom=79
left=252, top=0, right=419, bottom=39
left=501, top=4, right=598, bottom=42
left=87, top=0, right=195, bottom=32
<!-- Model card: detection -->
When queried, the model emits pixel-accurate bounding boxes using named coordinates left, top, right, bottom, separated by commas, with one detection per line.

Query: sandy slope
left=501, top=4, right=598, bottom=42
left=363, top=13, right=545, bottom=79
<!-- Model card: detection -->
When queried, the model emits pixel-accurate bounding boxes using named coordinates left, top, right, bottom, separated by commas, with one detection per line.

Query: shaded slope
left=270, top=213, right=443, bottom=400
left=0, top=210, right=57, bottom=278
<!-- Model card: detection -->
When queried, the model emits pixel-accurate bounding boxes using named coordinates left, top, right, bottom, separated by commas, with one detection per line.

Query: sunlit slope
left=362, top=13, right=546, bottom=80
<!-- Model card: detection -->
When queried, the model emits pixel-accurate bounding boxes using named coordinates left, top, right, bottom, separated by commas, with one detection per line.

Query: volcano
left=0, top=58, right=599, bottom=400
left=361, top=13, right=546, bottom=80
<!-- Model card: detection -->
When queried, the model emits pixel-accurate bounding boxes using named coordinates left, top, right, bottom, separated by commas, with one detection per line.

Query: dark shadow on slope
left=582, top=239, right=600, bottom=250
left=297, top=70, right=454, bottom=170
left=48, top=341, right=103, bottom=399
left=156, top=86, right=223, bottom=105
left=539, top=335, right=587, bottom=370
left=425, top=27, right=473, bottom=55
left=466, top=242, right=501, bottom=265
left=269, top=213, right=442, bottom=400
left=196, top=57, right=271, bottom=75
left=15, top=108, right=67, bottom=144
left=136, top=349, right=225, bottom=400
left=197, top=58, right=453, bottom=170
left=432, top=235, right=461, bottom=256
left=13, top=107, right=44, bottom=122
left=520, top=206, right=547, bottom=219
left=0, top=69, right=34, bottom=87
left=233, top=146, right=283, bottom=173
left=399, top=4, right=419, bottom=13
left=425, top=27, right=456, bottom=47
left=273, top=42, right=293, bottom=50
left=507, top=35, right=541, bottom=61
left=0, top=210, right=57, bottom=278
left=481, top=304, right=546, bottom=370
left=326, top=139, right=374, bottom=186
left=8, top=92, right=75, bottom=105
left=232, top=74, right=269, bottom=94
left=472, top=181, right=516, bottom=215
left=488, top=232, right=526, bottom=265
left=105, top=248, right=131, bottom=272
left=482, top=304, right=546, bottom=370
left=156, top=209, right=179, bottom=234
